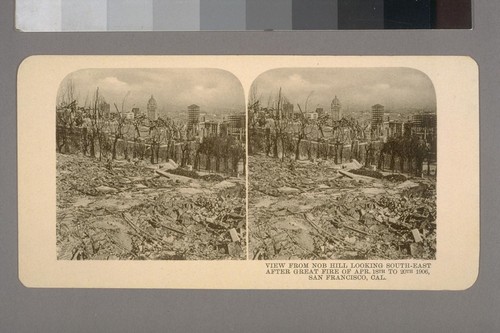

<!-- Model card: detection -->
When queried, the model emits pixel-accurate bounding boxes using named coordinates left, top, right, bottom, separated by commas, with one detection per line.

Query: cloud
left=98, top=77, right=129, bottom=89
left=252, top=68, right=436, bottom=112
left=58, top=69, right=245, bottom=116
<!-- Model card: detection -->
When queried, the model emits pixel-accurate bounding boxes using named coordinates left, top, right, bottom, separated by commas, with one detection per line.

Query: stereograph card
left=17, top=55, right=479, bottom=289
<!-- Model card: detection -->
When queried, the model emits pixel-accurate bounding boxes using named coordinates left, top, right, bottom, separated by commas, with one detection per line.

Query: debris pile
left=249, top=155, right=436, bottom=260
left=57, top=153, right=246, bottom=260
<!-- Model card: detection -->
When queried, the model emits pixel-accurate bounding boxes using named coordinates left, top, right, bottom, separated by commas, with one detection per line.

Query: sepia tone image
left=248, top=68, right=437, bottom=260
left=19, top=56, right=478, bottom=289
left=56, top=68, right=247, bottom=260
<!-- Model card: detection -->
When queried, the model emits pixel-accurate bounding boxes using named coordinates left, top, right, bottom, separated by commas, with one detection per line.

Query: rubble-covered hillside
left=57, top=153, right=246, bottom=260
left=249, top=154, right=436, bottom=260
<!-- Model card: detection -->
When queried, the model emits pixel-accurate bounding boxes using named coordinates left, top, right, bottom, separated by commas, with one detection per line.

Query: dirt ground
left=57, top=153, right=246, bottom=260
left=248, top=154, right=436, bottom=260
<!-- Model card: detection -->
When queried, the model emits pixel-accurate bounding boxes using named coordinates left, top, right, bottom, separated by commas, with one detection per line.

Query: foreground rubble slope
left=249, top=154, right=436, bottom=260
left=57, top=153, right=246, bottom=260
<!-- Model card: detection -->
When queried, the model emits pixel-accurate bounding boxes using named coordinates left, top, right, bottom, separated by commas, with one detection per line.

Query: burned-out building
left=411, top=112, right=437, bottom=141
left=227, top=112, right=246, bottom=141
left=331, top=95, right=342, bottom=121
left=147, top=95, right=158, bottom=120
left=187, top=104, right=200, bottom=131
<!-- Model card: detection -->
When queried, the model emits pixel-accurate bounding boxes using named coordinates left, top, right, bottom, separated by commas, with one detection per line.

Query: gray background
left=200, top=0, right=246, bottom=31
left=153, top=0, right=201, bottom=32
left=338, top=0, right=384, bottom=29
left=1, top=0, right=499, bottom=331
left=246, top=0, right=292, bottom=30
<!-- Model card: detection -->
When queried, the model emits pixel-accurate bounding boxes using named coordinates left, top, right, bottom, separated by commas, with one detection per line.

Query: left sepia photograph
left=56, top=68, right=247, bottom=260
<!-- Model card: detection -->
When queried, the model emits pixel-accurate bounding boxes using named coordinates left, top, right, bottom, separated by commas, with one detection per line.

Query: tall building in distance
left=412, top=113, right=437, bottom=128
left=187, top=104, right=200, bottom=130
left=147, top=95, right=158, bottom=120
left=227, top=112, right=246, bottom=141
left=371, top=104, right=385, bottom=129
left=387, top=120, right=406, bottom=138
left=203, top=120, right=220, bottom=137
left=331, top=95, right=342, bottom=121
left=228, top=112, right=246, bottom=128
left=283, top=101, right=294, bottom=119
left=411, top=112, right=437, bottom=141
left=199, top=112, right=207, bottom=123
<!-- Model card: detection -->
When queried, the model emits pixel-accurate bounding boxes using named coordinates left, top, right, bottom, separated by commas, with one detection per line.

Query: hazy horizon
left=57, top=68, right=246, bottom=117
left=251, top=67, right=437, bottom=113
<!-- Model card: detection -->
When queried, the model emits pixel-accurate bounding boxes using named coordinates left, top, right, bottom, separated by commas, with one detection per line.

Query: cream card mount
left=18, top=55, right=479, bottom=289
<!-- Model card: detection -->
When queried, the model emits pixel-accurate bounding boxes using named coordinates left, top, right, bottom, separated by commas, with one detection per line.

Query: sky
left=57, top=68, right=245, bottom=118
left=251, top=68, right=436, bottom=113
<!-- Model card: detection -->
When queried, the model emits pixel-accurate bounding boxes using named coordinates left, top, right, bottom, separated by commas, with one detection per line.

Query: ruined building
left=187, top=104, right=200, bottom=131
left=147, top=95, right=158, bottom=121
left=331, top=95, right=342, bottom=121
left=371, top=104, right=385, bottom=131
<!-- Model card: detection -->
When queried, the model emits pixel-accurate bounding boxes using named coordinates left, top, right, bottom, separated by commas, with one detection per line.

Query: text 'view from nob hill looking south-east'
left=248, top=68, right=437, bottom=260
left=56, top=69, right=247, bottom=261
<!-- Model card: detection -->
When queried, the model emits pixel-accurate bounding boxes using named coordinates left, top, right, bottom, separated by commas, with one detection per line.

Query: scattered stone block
left=396, top=180, right=420, bottom=189
left=227, top=242, right=243, bottom=257
left=410, top=242, right=424, bottom=257
left=229, top=228, right=240, bottom=242
left=214, top=180, right=237, bottom=189
left=295, top=230, right=315, bottom=252
left=158, top=162, right=177, bottom=170
left=278, top=186, right=300, bottom=194
left=95, top=185, right=117, bottom=194
left=412, top=229, right=423, bottom=243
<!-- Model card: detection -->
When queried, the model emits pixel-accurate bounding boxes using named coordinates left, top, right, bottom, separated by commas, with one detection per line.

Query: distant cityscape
left=249, top=91, right=437, bottom=178
left=65, top=93, right=246, bottom=143
left=251, top=94, right=436, bottom=144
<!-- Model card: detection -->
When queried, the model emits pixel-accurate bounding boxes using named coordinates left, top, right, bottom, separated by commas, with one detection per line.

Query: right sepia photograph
left=248, top=67, right=437, bottom=261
